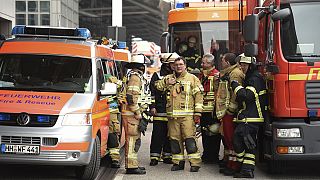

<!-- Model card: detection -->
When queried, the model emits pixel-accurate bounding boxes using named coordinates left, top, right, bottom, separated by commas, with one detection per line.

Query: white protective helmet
left=160, top=52, right=179, bottom=63
left=239, top=53, right=256, bottom=64
left=130, top=54, right=151, bottom=64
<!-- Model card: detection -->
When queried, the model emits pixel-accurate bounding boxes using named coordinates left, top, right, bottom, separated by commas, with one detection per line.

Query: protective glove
left=231, top=80, right=240, bottom=91
left=194, top=115, right=201, bottom=125
left=220, top=74, right=230, bottom=82
left=138, top=118, right=148, bottom=136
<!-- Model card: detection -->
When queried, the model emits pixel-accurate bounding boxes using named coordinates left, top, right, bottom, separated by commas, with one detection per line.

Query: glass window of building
left=16, top=1, right=26, bottom=12
left=28, top=14, right=38, bottom=25
left=40, top=14, right=50, bottom=26
left=16, top=14, right=26, bottom=25
left=28, top=1, right=38, bottom=12
left=40, top=1, right=50, bottom=12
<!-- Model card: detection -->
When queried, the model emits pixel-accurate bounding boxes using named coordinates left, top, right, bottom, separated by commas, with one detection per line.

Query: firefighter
left=184, top=36, right=201, bottom=73
left=231, top=54, right=267, bottom=178
left=105, top=74, right=123, bottom=168
left=217, top=53, right=245, bottom=176
left=120, top=54, right=151, bottom=175
left=198, top=53, right=221, bottom=164
left=156, top=57, right=204, bottom=172
left=149, top=53, right=178, bottom=166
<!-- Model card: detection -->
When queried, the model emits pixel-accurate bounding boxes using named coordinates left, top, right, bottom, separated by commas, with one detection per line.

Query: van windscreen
left=0, top=54, right=92, bottom=93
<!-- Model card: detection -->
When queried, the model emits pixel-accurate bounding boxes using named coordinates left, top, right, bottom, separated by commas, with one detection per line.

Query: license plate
left=1, top=144, right=40, bottom=155
left=288, top=146, right=303, bottom=154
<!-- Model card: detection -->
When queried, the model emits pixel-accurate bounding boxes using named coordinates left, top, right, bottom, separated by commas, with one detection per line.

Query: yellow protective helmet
left=161, top=52, right=179, bottom=63
left=239, top=53, right=256, bottom=64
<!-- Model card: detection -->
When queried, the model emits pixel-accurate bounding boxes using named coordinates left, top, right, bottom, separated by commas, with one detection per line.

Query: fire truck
left=231, top=0, right=320, bottom=173
left=160, top=0, right=249, bottom=70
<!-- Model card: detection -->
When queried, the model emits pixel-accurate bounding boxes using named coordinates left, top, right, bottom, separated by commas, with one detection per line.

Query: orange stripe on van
left=96, top=45, right=114, bottom=60
left=41, top=142, right=90, bottom=152
left=0, top=42, right=91, bottom=58
left=114, top=49, right=130, bottom=62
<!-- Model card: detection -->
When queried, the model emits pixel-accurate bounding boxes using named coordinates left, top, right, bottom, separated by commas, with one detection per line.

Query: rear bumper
left=271, top=121, right=320, bottom=160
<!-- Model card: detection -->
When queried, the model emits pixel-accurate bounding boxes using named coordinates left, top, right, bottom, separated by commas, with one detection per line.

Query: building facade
left=0, top=0, right=15, bottom=37
left=15, top=0, right=79, bottom=28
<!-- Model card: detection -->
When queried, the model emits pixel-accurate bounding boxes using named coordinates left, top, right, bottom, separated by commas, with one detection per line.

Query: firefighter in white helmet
left=149, top=52, right=178, bottom=166
left=156, top=56, right=204, bottom=172
left=120, top=54, right=151, bottom=174
left=231, top=54, right=267, bottom=178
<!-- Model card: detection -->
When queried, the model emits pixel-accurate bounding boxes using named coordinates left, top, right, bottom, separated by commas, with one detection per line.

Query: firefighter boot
left=222, top=168, right=235, bottom=176
left=126, top=168, right=146, bottom=175
left=233, top=170, right=254, bottom=178
left=163, top=158, right=173, bottom=164
left=190, top=166, right=200, bottom=172
left=111, top=160, right=120, bottom=168
left=171, top=161, right=185, bottom=171
left=150, top=159, right=158, bottom=166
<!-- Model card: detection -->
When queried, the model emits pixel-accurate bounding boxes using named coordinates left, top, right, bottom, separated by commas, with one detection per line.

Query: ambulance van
left=0, top=26, right=118, bottom=180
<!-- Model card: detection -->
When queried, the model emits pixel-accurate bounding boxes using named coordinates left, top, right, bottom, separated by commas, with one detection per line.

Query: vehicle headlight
left=62, top=114, right=92, bottom=126
left=276, top=128, right=301, bottom=138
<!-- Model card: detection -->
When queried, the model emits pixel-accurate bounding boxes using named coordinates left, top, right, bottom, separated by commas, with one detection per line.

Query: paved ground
left=114, top=123, right=320, bottom=180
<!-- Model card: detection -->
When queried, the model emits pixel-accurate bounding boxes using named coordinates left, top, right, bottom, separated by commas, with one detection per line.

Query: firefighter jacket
left=216, top=64, right=244, bottom=119
left=155, top=70, right=204, bottom=117
left=149, top=72, right=168, bottom=121
left=121, top=70, right=151, bottom=116
left=231, top=69, right=267, bottom=123
left=198, top=67, right=220, bottom=113
left=184, top=48, right=201, bottom=72
left=105, top=74, right=122, bottom=114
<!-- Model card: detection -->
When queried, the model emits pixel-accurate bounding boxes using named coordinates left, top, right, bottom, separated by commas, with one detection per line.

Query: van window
left=96, top=60, right=104, bottom=90
left=0, top=54, right=92, bottom=93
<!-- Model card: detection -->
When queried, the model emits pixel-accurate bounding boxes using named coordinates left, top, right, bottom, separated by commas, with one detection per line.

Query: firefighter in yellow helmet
left=231, top=54, right=267, bottom=178
left=121, top=54, right=151, bottom=174
left=156, top=57, right=204, bottom=172
left=104, top=74, right=123, bottom=168
left=149, top=53, right=178, bottom=166
left=217, top=53, right=245, bottom=176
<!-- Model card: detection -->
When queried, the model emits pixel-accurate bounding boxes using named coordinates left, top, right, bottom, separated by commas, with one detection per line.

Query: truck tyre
left=268, top=160, right=285, bottom=174
left=76, top=136, right=101, bottom=180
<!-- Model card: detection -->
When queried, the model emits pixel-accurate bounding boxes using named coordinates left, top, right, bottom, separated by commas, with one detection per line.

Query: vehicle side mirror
left=160, top=32, right=170, bottom=53
left=243, top=14, right=259, bottom=43
left=100, top=82, right=117, bottom=96
left=271, top=8, right=291, bottom=21
left=0, top=34, right=5, bottom=40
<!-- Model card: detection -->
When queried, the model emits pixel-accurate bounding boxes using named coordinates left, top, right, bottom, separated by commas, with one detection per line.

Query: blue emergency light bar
left=11, top=25, right=91, bottom=39
left=37, top=115, right=51, bottom=123
left=176, top=3, right=185, bottom=8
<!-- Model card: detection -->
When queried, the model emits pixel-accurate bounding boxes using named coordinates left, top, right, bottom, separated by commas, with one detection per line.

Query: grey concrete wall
left=0, top=0, right=15, bottom=37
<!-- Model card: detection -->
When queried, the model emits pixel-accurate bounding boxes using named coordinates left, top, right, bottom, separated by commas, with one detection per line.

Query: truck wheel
left=268, top=160, right=285, bottom=174
left=76, top=136, right=101, bottom=180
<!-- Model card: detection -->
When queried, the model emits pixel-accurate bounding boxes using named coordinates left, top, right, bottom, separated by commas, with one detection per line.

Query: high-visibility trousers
left=122, top=115, right=141, bottom=169
left=108, top=113, right=121, bottom=162
left=233, top=123, right=259, bottom=171
left=168, top=116, right=201, bottom=167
